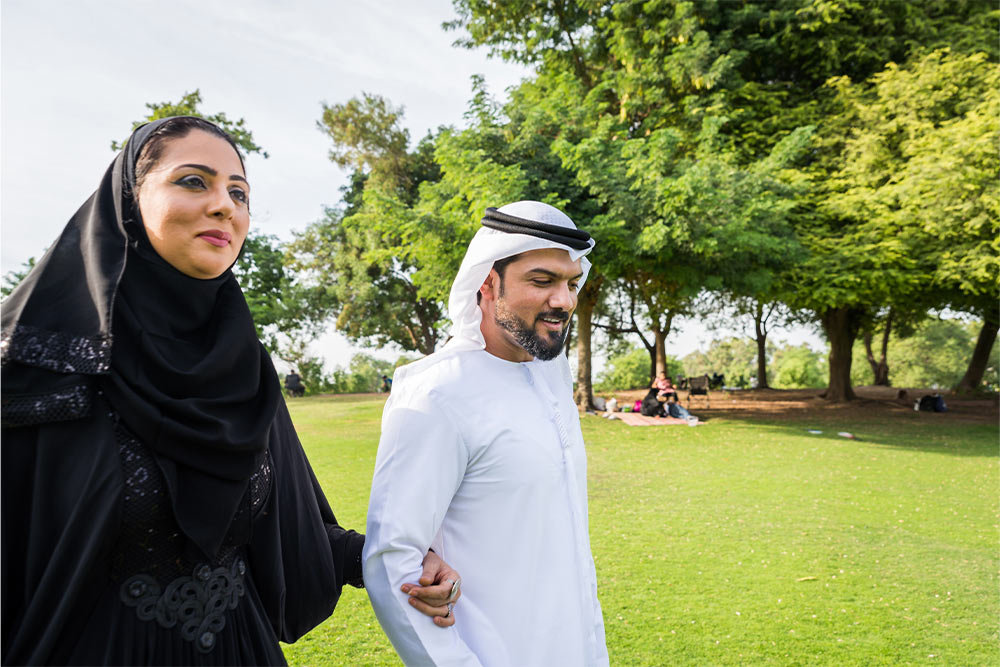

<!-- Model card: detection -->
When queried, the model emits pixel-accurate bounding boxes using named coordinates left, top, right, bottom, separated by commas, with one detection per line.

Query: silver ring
left=447, top=577, right=462, bottom=602
left=446, top=602, right=454, bottom=618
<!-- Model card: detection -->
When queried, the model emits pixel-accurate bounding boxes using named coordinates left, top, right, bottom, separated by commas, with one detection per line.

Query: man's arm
left=364, top=394, right=483, bottom=666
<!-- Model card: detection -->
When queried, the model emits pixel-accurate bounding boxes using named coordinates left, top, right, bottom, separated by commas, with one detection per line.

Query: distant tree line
left=595, top=316, right=998, bottom=393
left=5, top=2, right=997, bottom=402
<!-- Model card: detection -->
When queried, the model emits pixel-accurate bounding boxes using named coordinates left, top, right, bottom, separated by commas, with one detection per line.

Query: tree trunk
left=653, top=313, right=674, bottom=376
left=754, top=304, right=769, bottom=389
left=653, top=328, right=666, bottom=376
left=953, top=314, right=999, bottom=394
left=863, top=310, right=892, bottom=386
left=573, top=278, right=601, bottom=409
left=820, top=307, right=861, bottom=402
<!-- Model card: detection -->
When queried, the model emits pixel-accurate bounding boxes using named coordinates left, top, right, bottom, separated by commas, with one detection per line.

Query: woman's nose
left=207, top=187, right=234, bottom=219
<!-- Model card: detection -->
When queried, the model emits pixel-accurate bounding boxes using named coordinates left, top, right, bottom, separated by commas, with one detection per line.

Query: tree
left=111, top=89, right=267, bottom=156
left=771, top=344, right=827, bottom=389
left=446, top=0, right=827, bottom=405
left=682, top=337, right=765, bottom=389
left=852, top=316, right=998, bottom=390
left=595, top=347, right=683, bottom=392
left=1, top=257, right=37, bottom=299
left=813, top=48, right=999, bottom=398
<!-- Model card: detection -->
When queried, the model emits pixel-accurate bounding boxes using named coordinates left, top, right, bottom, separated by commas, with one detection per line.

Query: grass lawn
left=282, top=394, right=998, bottom=666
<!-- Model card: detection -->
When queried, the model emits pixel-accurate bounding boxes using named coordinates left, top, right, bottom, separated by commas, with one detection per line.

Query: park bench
left=687, top=374, right=710, bottom=408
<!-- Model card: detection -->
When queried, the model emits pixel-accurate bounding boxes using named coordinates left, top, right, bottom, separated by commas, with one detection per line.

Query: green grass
left=282, top=395, right=999, bottom=666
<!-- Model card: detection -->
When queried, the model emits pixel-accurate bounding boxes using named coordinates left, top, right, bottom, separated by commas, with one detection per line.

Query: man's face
left=482, top=248, right=583, bottom=361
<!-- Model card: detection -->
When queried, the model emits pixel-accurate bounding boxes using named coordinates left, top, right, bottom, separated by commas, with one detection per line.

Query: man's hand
left=400, top=551, right=462, bottom=627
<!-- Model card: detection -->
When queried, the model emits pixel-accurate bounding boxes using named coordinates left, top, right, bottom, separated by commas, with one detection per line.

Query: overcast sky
left=1, top=0, right=823, bottom=371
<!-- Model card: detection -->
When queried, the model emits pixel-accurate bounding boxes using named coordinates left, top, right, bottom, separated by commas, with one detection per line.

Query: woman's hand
left=400, top=551, right=462, bottom=627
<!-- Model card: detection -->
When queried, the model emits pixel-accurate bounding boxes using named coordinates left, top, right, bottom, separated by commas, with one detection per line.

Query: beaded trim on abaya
left=0, top=383, right=91, bottom=427
left=1, top=323, right=112, bottom=374
left=110, top=416, right=272, bottom=654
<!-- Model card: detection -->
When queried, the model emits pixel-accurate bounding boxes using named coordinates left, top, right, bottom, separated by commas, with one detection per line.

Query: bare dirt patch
left=598, top=385, right=999, bottom=424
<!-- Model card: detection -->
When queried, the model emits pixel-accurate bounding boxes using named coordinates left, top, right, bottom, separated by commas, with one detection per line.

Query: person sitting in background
left=664, top=394, right=697, bottom=422
left=652, top=371, right=678, bottom=402
left=284, top=370, right=306, bottom=397
left=640, top=388, right=668, bottom=418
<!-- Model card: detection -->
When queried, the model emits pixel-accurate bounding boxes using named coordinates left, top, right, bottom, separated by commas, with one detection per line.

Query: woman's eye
left=175, top=175, right=206, bottom=189
left=229, top=188, right=248, bottom=204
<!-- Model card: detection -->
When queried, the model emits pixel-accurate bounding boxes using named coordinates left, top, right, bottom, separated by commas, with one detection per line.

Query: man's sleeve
left=363, top=392, right=483, bottom=666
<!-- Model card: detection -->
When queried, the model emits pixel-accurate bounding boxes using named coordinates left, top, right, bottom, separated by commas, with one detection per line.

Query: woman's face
left=136, top=130, right=250, bottom=279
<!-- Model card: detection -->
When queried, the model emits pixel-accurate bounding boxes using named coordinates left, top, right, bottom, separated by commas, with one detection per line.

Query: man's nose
left=548, top=282, right=576, bottom=311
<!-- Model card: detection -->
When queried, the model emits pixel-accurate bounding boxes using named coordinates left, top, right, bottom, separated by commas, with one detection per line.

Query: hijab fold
left=1, top=117, right=280, bottom=558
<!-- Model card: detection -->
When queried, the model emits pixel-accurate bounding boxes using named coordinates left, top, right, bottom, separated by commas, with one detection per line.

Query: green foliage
left=851, top=317, right=999, bottom=389
left=233, top=231, right=319, bottom=354
left=595, top=347, right=682, bottom=391
left=772, top=344, right=828, bottom=389
left=288, top=200, right=446, bottom=356
left=282, top=394, right=1000, bottom=666
left=110, top=89, right=266, bottom=157
left=317, top=93, right=412, bottom=192
left=683, top=337, right=766, bottom=388
left=329, top=354, right=396, bottom=394
left=1, top=256, right=37, bottom=298
left=819, top=49, right=1000, bottom=319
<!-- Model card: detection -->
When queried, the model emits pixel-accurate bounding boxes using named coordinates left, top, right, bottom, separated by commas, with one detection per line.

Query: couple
left=1, top=117, right=608, bottom=666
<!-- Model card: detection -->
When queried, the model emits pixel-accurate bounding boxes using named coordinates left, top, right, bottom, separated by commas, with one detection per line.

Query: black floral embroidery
left=119, top=560, right=247, bottom=654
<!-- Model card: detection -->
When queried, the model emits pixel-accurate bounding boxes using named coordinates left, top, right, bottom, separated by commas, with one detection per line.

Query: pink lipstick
left=198, top=230, right=232, bottom=247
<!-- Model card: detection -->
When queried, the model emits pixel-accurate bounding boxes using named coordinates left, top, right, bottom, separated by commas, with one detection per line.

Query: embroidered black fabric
left=0, top=383, right=91, bottom=427
left=1, top=324, right=111, bottom=374
left=119, top=561, right=247, bottom=654
left=110, top=418, right=272, bottom=653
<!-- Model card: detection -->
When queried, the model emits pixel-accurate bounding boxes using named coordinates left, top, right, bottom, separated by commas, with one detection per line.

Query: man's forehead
left=505, top=247, right=581, bottom=273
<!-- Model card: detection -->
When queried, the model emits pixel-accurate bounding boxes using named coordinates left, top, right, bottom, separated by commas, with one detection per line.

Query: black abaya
left=2, top=397, right=362, bottom=666
left=1, top=117, right=363, bottom=665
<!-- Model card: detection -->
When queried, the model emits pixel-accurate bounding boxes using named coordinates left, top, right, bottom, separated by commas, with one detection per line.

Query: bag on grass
left=933, top=394, right=947, bottom=412
left=918, top=395, right=936, bottom=412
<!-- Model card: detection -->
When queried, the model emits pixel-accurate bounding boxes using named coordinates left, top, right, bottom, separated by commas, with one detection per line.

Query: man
left=284, top=369, right=306, bottom=397
left=364, top=201, right=609, bottom=666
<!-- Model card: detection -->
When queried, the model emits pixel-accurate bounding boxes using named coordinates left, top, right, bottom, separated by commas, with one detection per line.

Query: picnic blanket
left=609, top=413, right=694, bottom=426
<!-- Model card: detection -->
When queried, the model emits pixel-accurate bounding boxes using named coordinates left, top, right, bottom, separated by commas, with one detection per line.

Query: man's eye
left=175, top=175, right=206, bottom=188
left=570, top=283, right=580, bottom=291
left=229, top=188, right=248, bottom=204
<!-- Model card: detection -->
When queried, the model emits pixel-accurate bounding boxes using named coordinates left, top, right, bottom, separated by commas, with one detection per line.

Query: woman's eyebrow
left=177, top=163, right=216, bottom=174
left=176, top=163, right=248, bottom=186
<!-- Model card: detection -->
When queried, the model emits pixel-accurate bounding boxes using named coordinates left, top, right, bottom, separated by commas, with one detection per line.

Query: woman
left=651, top=371, right=677, bottom=402
left=1, top=117, right=457, bottom=665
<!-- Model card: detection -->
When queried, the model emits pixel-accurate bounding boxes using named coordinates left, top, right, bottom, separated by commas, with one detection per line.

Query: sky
left=1, top=0, right=824, bottom=374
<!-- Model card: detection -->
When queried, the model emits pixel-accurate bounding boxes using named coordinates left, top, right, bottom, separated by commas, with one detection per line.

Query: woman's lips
left=198, top=230, right=232, bottom=248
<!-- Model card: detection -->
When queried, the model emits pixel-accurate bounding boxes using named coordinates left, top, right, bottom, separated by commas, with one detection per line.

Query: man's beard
left=494, top=297, right=570, bottom=361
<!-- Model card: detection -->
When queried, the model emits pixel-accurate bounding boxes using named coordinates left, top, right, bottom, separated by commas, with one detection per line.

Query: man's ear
left=480, top=270, right=498, bottom=302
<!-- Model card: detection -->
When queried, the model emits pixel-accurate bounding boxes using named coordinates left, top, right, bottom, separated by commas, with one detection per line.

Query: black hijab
left=1, top=117, right=281, bottom=559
